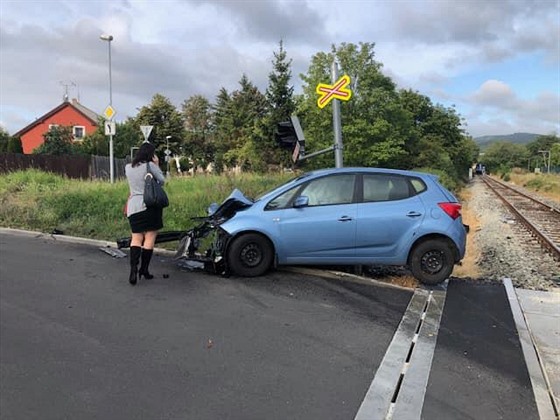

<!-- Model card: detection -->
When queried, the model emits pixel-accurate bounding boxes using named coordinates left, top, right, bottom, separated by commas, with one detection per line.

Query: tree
left=77, top=118, right=108, bottom=156
left=213, top=75, right=268, bottom=171
left=551, top=143, right=560, bottom=168
left=7, top=136, right=23, bottom=153
left=299, top=42, right=410, bottom=169
left=33, top=126, right=75, bottom=155
left=0, top=128, right=10, bottom=152
left=114, top=118, right=143, bottom=158
left=134, top=94, right=185, bottom=157
left=182, top=94, right=214, bottom=173
left=482, top=141, right=528, bottom=173
left=297, top=43, right=474, bottom=183
left=263, top=40, right=297, bottom=168
left=211, top=88, right=232, bottom=173
left=526, top=134, right=559, bottom=157
left=526, top=134, right=559, bottom=171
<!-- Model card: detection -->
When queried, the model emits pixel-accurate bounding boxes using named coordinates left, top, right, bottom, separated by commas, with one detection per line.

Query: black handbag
left=143, top=162, right=169, bottom=208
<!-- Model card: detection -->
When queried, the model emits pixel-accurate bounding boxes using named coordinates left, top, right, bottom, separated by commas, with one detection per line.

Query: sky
left=0, top=0, right=559, bottom=138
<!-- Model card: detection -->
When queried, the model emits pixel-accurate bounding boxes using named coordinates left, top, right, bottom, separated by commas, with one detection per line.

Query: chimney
left=72, top=98, right=79, bottom=105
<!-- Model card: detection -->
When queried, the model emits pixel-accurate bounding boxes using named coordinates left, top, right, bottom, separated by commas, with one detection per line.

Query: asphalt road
left=0, top=231, right=542, bottom=419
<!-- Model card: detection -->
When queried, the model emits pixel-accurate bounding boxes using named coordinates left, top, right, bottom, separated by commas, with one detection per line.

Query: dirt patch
left=383, top=275, right=419, bottom=289
left=453, top=186, right=481, bottom=278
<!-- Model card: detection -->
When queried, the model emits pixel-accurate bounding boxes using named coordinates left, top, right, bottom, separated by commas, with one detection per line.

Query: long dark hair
left=132, top=142, right=156, bottom=167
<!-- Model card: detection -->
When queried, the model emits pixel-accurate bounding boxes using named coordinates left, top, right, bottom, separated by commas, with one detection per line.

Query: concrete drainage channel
left=354, top=283, right=447, bottom=420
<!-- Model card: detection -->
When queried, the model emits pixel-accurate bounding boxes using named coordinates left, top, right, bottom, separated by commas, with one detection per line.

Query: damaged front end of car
left=116, top=189, right=253, bottom=275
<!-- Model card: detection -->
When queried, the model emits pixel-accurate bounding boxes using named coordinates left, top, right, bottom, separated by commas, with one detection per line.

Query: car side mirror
left=293, top=196, right=309, bottom=208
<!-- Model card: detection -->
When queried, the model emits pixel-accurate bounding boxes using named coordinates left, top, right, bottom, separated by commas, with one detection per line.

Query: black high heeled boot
left=129, top=246, right=141, bottom=285
left=139, top=248, right=154, bottom=280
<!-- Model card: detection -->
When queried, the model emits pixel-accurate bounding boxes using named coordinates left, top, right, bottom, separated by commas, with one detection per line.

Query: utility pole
left=538, top=150, right=551, bottom=174
left=331, top=60, right=344, bottom=168
left=100, top=34, right=115, bottom=183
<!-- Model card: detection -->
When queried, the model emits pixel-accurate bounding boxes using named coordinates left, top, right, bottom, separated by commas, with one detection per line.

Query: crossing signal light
left=275, top=121, right=298, bottom=149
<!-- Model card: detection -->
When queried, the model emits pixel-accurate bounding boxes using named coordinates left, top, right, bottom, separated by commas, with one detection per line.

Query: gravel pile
left=465, top=178, right=560, bottom=291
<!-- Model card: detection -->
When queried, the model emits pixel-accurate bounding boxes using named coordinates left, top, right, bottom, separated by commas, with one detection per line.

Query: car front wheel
left=227, top=233, right=273, bottom=277
left=409, top=239, right=454, bottom=285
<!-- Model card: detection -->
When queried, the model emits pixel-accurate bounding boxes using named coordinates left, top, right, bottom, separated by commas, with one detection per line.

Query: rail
left=480, top=175, right=560, bottom=261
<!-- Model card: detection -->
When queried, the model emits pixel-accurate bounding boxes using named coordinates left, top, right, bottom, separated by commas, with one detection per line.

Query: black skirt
left=128, top=207, right=163, bottom=233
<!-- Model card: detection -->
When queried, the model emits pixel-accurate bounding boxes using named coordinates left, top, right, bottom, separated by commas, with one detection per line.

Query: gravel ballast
left=464, top=178, right=559, bottom=291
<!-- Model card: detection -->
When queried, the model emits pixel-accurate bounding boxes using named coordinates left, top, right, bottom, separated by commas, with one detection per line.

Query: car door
left=274, top=174, right=358, bottom=263
left=354, top=173, right=426, bottom=262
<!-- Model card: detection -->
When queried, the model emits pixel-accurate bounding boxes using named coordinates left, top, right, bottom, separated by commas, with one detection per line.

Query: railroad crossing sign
left=316, top=74, right=352, bottom=109
left=140, top=125, right=153, bottom=142
left=104, top=121, right=116, bottom=136
left=103, top=105, right=116, bottom=120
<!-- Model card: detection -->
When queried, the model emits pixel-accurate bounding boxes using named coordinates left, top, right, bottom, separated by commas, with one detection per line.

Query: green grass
left=0, top=170, right=294, bottom=243
left=508, top=171, right=560, bottom=202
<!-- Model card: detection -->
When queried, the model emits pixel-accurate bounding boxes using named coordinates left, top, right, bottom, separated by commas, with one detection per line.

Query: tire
left=409, top=239, right=454, bottom=285
left=226, top=233, right=273, bottom=277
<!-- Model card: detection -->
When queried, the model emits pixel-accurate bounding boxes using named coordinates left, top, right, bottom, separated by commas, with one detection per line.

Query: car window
left=363, top=174, right=415, bottom=202
left=299, top=174, right=355, bottom=206
left=363, top=175, right=391, bottom=202
left=265, top=186, right=300, bottom=210
left=387, top=176, right=411, bottom=200
left=410, top=178, right=427, bottom=193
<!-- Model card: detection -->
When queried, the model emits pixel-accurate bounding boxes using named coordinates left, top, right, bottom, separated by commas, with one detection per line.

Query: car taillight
left=438, top=202, right=462, bottom=220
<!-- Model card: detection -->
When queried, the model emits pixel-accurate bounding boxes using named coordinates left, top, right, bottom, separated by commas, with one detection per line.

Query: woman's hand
left=152, top=155, right=159, bottom=165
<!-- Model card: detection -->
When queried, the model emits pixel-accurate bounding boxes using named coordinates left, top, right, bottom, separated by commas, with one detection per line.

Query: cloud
left=0, top=0, right=558, bottom=139
left=466, top=80, right=560, bottom=136
left=471, top=80, right=517, bottom=107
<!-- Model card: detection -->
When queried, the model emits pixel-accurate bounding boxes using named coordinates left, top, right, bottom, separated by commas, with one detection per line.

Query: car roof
left=302, top=167, right=434, bottom=180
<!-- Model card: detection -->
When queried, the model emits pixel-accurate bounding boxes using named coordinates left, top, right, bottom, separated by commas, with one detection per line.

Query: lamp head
left=100, top=34, right=113, bottom=41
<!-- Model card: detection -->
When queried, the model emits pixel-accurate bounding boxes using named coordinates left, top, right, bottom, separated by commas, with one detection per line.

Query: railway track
left=480, top=175, right=560, bottom=261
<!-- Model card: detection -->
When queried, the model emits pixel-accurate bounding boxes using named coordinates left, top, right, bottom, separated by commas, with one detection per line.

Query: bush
left=525, top=177, right=546, bottom=191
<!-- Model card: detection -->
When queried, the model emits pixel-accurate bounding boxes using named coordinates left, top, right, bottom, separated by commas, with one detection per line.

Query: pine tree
left=263, top=40, right=296, bottom=168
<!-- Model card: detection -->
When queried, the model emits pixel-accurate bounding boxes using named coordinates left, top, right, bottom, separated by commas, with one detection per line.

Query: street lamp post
left=100, top=34, right=114, bottom=183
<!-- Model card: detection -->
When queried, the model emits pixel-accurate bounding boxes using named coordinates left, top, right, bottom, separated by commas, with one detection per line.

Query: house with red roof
left=13, top=98, right=99, bottom=154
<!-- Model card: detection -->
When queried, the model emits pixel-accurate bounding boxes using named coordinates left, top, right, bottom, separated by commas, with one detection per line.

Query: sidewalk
left=517, top=288, right=560, bottom=415
left=505, top=278, right=559, bottom=419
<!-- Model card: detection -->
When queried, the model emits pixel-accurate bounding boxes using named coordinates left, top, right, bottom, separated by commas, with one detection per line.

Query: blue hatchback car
left=176, top=167, right=468, bottom=285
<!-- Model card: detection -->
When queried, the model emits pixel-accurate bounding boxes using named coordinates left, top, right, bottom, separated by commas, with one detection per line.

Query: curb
left=0, top=227, right=176, bottom=256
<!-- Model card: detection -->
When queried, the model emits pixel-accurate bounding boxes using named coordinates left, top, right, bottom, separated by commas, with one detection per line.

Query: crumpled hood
left=207, top=188, right=253, bottom=221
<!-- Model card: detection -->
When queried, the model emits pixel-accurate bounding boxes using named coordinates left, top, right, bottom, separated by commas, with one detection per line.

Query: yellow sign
left=103, top=105, right=116, bottom=120
left=316, top=75, right=352, bottom=109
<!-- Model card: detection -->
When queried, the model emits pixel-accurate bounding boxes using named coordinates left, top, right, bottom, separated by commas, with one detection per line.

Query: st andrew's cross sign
left=316, top=74, right=352, bottom=109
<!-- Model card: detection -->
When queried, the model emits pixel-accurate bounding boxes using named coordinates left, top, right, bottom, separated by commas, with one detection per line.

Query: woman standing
left=125, top=142, right=166, bottom=285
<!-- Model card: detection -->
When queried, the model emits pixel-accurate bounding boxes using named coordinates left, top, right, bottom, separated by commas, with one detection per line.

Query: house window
left=73, top=126, right=85, bottom=140
left=48, top=124, right=59, bottom=130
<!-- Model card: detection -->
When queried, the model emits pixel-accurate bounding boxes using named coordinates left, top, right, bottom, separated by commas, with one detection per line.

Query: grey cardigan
left=125, top=162, right=166, bottom=217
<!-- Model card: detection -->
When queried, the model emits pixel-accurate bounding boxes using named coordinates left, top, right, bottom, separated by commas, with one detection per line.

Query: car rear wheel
left=227, top=233, right=273, bottom=277
left=409, top=239, right=454, bottom=285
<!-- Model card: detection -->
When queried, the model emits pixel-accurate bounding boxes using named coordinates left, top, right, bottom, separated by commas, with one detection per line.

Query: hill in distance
left=474, top=132, right=539, bottom=149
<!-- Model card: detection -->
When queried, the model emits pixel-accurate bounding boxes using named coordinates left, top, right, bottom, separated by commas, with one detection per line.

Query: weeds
left=0, top=170, right=293, bottom=242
